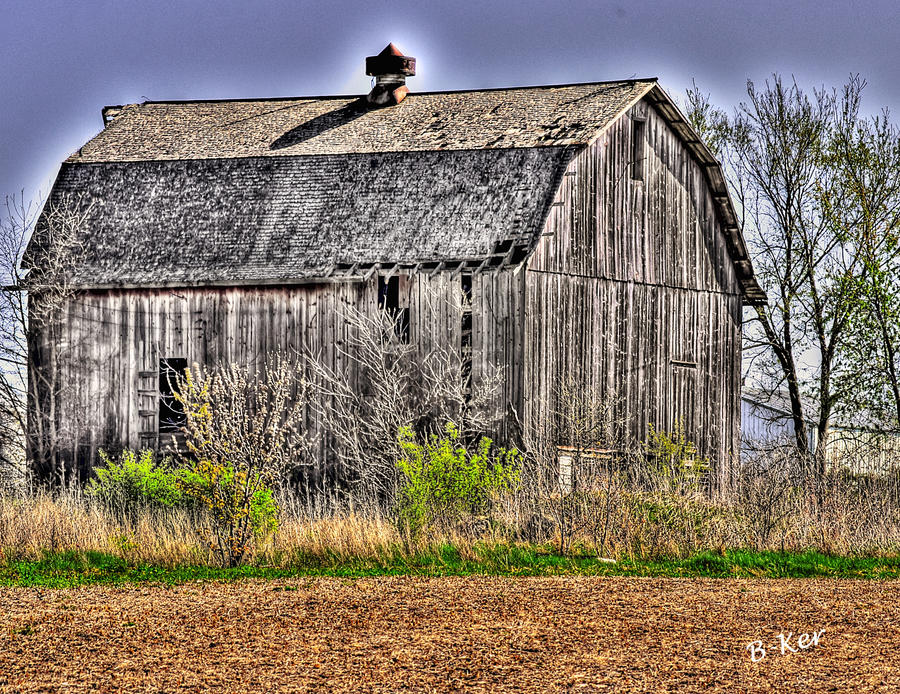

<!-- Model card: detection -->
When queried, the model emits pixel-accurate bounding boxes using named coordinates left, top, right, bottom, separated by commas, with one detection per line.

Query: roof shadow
left=270, top=99, right=369, bottom=150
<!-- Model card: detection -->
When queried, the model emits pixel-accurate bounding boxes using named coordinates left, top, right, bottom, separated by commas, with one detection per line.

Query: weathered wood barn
left=27, top=44, right=764, bottom=487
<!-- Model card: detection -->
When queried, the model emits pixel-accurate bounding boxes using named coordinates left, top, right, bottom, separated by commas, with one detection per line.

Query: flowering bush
left=176, top=460, right=279, bottom=565
left=174, top=356, right=307, bottom=567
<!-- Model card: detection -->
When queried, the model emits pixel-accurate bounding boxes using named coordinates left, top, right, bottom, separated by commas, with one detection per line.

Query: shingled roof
left=50, top=148, right=570, bottom=286
left=77, top=80, right=652, bottom=161
left=36, top=78, right=765, bottom=303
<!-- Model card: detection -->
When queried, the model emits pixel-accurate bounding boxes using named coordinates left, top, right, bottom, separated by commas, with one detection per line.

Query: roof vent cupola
left=366, top=43, right=416, bottom=107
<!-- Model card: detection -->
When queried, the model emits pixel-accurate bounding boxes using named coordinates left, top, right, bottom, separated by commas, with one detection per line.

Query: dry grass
left=6, top=434, right=900, bottom=570
left=0, top=493, right=211, bottom=565
left=4, top=472, right=900, bottom=569
left=275, top=510, right=402, bottom=562
left=0, top=492, right=409, bottom=567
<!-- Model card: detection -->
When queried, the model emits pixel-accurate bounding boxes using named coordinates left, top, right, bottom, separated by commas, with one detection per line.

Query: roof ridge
left=133, top=77, right=658, bottom=107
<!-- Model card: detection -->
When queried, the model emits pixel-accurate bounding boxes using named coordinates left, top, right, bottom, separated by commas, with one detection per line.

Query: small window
left=377, top=275, right=410, bottom=343
left=159, top=358, right=188, bottom=434
left=460, top=272, right=473, bottom=305
left=632, top=118, right=646, bottom=181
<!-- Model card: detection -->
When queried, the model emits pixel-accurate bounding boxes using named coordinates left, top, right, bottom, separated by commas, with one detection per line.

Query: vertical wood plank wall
left=525, top=98, right=743, bottom=488
left=35, top=270, right=525, bottom=480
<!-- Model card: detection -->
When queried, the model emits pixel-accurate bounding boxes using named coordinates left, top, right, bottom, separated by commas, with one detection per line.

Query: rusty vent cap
left=366, top=43, right=416, bottom=77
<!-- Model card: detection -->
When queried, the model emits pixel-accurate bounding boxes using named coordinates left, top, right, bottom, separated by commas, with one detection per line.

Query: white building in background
left=741, top=388, right=900, bottom=474
left=740, top=388, right=818, bottom=457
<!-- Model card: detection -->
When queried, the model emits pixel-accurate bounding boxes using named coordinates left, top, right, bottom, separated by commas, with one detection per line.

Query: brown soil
left=1, top=576, right=897, bottom=692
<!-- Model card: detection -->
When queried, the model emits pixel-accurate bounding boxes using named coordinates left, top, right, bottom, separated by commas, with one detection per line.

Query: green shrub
left=176, top=459, right=280, bottom=566
left=395, top=423, right=521, bottom=537
left=644, top=420, right=709, bottom=492
left=87, top=449, right=279, bottom=567
left=86, top=450, right=191, bottom=509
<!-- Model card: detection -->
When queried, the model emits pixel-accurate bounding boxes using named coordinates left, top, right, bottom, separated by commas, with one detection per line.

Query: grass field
left=3, top=547, right=900, bottom=587
left=2, top=575, right=898, bottom=692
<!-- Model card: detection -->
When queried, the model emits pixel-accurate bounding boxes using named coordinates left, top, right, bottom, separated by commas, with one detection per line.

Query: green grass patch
left=2, top=546, right=900, bottom=587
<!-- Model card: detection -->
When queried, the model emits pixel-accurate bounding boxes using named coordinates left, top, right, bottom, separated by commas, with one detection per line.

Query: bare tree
left=686, top=76, right=895, bottom=474
left=736, top=77, right=843, bottom=466
left=306, top=290, right=504, bottom=506
left=0, top=193, right=88, bottom=487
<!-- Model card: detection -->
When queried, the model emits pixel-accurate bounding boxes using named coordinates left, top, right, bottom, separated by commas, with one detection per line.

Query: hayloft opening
left=632, top=117, right=646, bottom=181
left=378, top=275, right=410, bottom=343
left=159, top=358, right=187, bottom=434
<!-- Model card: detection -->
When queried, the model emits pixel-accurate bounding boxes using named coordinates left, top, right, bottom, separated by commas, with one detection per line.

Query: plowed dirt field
left=1, top=576, right=897, bottom=692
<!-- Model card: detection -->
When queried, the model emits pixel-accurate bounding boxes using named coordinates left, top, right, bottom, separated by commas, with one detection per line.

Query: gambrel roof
left=34, top=79, right=765, bottom=303
left=49, top=149, right=570, bottom=286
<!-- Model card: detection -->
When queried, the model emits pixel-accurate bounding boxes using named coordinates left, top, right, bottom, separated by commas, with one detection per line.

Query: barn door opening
left=159, top=357, right=188, bottom=434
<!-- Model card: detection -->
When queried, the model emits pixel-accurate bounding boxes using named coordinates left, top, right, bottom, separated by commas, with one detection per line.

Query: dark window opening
left=461, top=273, right=473, bottom=303
left=632, top=118, right=646, bottom=181
left=378, top=275, right=410, bottom=343
left=494, top=238, right=513, bottom=254
left=159, top=358, right=188, bottom=434
left=461, top=273, right=473, bottom=394
left=509, top=245, right=530, bottom=265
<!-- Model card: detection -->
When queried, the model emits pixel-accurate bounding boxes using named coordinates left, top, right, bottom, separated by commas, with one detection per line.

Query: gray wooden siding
left=524, top=98, right=743, bottom=487
left=472, top=268, right=527, bottom=435
left=529, top=102, right=741, bottom=295
left=33, top=271, right=524, bottom=481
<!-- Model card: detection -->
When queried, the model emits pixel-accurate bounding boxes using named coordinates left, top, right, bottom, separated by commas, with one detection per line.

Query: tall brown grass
left=0, top=491, right=415, bottom=567
left=4, top=456, right=900, bottom=568
left=0, top=492, right=211, bottom=566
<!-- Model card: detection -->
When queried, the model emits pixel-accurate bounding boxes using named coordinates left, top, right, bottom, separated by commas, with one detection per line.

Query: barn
left=25, top=44, right=764, bottom=488
left=741, top=388, right=819, bottom=457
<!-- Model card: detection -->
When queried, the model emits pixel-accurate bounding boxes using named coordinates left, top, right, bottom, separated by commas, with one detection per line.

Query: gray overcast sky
left=3, top=0, right=899, bottom=201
